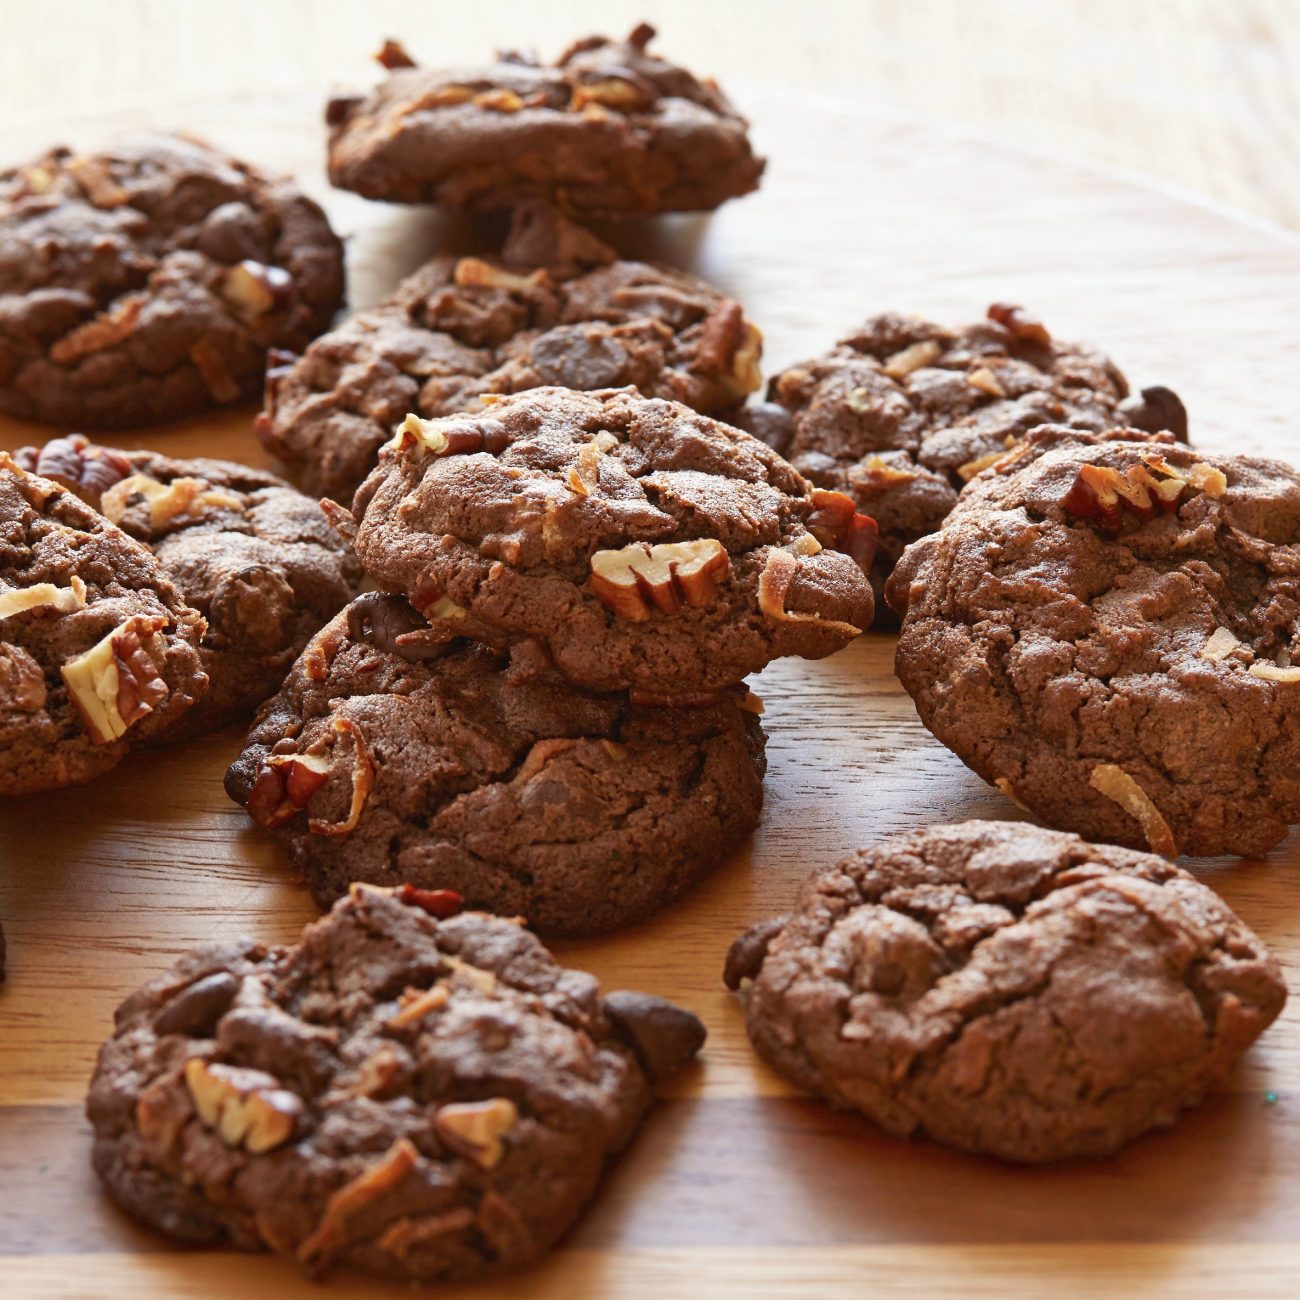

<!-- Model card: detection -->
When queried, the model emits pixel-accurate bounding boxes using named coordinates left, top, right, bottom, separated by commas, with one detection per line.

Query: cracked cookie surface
left=326, top=24, right=764, bottom=215
left=0, top=132, right=344, bottom=427
left=738, top=305, right=1185, bottom=619
left=88, top=884, right=705, bottom=1281
left=15, top=435, right=362, bottom=737
left=225, top=595, right=766, bottom=934
left=0, top=452, right=207, bottom=793
left=724, top=820, right=1285, bottom=1163
left=339, top=386, right=875, bottom=694
left=257, top=205, right=763, bottom=502
left=886, top=428, right=1300, bottom=857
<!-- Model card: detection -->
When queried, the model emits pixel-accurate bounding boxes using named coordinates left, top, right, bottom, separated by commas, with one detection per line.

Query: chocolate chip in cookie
left=726, top=820, right=1285, bottom=1162
left=887, top=427, right=1300, bottom=858
left=0, top=452, right=208, bottom=793
left=326, top=24, right=764, bottom=216
left=225, top=596, right=766, bottom=935
left=88, top=882, right=706, bottom=1280
left=337, top=386, right=875, bottom=694
left=0, top=133, right=345, bottom=428
left=15, top=435, right=362, bottom=737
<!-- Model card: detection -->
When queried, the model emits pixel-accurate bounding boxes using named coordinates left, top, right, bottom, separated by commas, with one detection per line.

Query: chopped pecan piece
left=1200, top=627, right=1242, bottom=663
left=16, top=434, right=132, bottom=502
left=184, top=1058, right=304, bottom=1154
left=375, top=38, right=416, bottom=69
left=475, top=88, right=525, bottom=112
left=805, top=489, right=879, bottom=569
left=389, top=411, right=511, bottom=458
left=569, top=66, right=658, bottom=112
left=0, top=575, right=86, bottom=621
left=65, top=155, right=129, bottom=207
left=987, top=302, right=1051, bottom=346
left=221, top=260, right=293, bottom=323
left=61, top=615, right=169, bottom=745
left=394, top=882, right=464, bottom=919
left=434, top=1098, right=519, bottom=1168
left=589, top=539, right=731, bottom=621
left=967, top=366, right=1007, bottom=398
left=883, top=339, right=941, bottom=379
left=1060, top=454, right=1224, bottom=530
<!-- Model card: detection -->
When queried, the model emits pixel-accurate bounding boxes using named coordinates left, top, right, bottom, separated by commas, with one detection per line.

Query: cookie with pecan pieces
left=257, top=203, right=764, bottom=502
left=725, top=821, right=1285, bottom=1163
left=0, top=452, right=207, bottom=793
left=326, top=24, right=763, bottom=215
left=886, top=428, right=1300, bottom=857
left=225, top=595, right=766, bottom=934
left=737, top=304, right=1186, bottom=619
left=88, top=883, right=705, bottom=1280
left=0, top=132, right=344, bottom=428
left=15, top=435, right=362, bottom=736
left=335, top=387, right=875, bottom=694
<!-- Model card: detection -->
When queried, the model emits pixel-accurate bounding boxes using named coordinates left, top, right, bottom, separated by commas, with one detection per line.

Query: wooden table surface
left=4, top=6, right=1300, bottom=1298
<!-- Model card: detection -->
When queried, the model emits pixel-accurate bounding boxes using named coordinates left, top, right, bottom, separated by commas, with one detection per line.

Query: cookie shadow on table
left=570, top=1086, right=1290, bottom=1264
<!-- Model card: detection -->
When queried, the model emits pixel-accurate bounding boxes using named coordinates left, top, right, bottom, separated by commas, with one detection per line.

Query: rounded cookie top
left=886, top=429, right=1300, bottom=858
left=724, top=820, right=1285, bottom=1163
left=326, top=24, right=764, bottom=215
left=224, top=595, right=767, bottom=935
left=88, top=884, right=705, bottom=1281
left=0, top=452, right=207, bottom=793
left=339, top=387, right=875, bottom=693
left=257, top=207, right=763, bottom=502
left=739, top=305, right=1186, bottom=617
left=0, top=132, right=345, bottom=428
left=15, top=435, right=362, bottom=736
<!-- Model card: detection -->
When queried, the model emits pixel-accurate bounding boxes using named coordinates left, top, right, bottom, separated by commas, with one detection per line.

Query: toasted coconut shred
left=1088, top=764, right=1177, bottom=858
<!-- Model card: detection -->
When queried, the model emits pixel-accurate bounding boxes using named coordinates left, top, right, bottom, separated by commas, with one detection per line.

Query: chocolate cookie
left=0, top=132, right=345, bottom=428
left=738, top=304, right=1186, bottom=618
left=15, top=436, right=362, bottom=736
left=225, top=595, right=766, bottom=934
left=326, top=24, right=763, bottom=216
left=887, top=428, right=1300, bottom=857
left=336, top=387, right=875, bottom=694
left=257, top=204, right=764, bottom=503
left=88, top=883, right=705, bottom=1280
left=725, top=821, right=1285, bottom=1163
left=0, top=452, right=207, bottom=793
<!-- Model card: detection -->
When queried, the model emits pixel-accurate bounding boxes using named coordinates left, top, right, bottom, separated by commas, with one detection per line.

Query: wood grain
left=3, top=77, right=1300, bottom=1299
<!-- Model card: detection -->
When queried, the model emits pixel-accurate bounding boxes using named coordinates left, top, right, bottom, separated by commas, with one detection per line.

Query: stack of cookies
left=0, top=18, right=1294, bottom=1288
